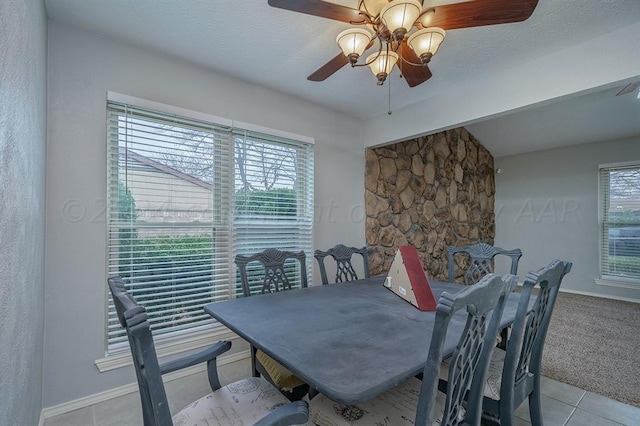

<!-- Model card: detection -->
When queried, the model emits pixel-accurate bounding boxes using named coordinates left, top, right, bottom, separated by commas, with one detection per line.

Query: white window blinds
left=106, top=98, right=314, bottom=352
left=599, top=163, right=640, bottom=283
left=232, top=129, right=314, bottom=296
left=107, top=101, right=234, bottom=351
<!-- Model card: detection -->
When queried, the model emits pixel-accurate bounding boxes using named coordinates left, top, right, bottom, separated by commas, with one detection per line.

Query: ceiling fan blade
left=268, top=0, right=367, bottom=24
left=616, top=81, right=640, bottom=96
left=308, top=39, right=376, bottom=82
left=308, top=53, right=350, bottom=81
left=398, top=40, right=432, bottom=87
left=421, top=0, right=539, bottom=30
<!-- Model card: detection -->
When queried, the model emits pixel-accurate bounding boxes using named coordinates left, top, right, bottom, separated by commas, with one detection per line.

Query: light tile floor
left=44, top=358, right=640, bottom=426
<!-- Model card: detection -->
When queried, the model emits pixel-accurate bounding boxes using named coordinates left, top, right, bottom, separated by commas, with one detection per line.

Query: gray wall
left=494, top=137, right=640, bottom=300
left=44, top=22, right=365, bottom=407
left=0, top=0, right=48, bottom=424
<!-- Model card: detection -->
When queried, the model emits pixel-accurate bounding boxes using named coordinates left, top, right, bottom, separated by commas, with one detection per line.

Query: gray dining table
left=203, top=275, right=524, bottom=405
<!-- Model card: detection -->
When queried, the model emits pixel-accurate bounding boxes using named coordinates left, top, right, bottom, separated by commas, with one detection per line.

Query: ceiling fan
left=268, top=0, right=540, bottom=87
left=616, top=81, right=640, bottom=97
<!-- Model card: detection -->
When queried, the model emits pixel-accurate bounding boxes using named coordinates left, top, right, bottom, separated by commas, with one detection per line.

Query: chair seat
left=483, top=347, right=507, bottom=400
left=308, top=377, right=460, bottom=426
left=256, top=349, right=306, bottom=390
left=173, top=377, right=292, bottom=426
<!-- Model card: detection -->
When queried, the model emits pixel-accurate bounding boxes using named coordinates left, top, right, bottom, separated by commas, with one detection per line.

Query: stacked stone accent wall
left=365, top=128, right=495, bottom=281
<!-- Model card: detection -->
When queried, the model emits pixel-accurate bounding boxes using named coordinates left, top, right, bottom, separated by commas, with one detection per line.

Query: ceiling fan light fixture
left=407, top=27, right=446, bottom=63
left=268, top=0, right=541, bottom=88
left=380, top=0, right=423, bottom=41
left=366, top=50, right=399, bottom=85
left=336, top=28, right=373, bottom=65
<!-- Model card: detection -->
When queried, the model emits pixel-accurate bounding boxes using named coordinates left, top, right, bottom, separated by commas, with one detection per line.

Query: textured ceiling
left=45, top=0, right=640, bottom=154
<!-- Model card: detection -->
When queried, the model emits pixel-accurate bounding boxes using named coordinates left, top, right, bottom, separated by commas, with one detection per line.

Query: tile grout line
left=574, top=390, right=587, bottom=407
left=560, top=389, right=586, bottom=426
left=562, top=407, right=578, bottom=426
left=562, top=391, right=587, bottom=426
left=91, top=404, right=98, bottom=426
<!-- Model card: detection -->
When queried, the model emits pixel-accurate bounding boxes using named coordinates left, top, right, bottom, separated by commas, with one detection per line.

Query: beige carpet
left=540, top=291, right=640, bottom=407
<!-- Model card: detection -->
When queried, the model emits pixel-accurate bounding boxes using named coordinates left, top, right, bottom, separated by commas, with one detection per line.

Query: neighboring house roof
left=124, top=149, right=212, bottom=191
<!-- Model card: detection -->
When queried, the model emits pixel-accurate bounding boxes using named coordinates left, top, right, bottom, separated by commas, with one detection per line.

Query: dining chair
left=482, top=259, right=572, bottom=426
left=107, top=276, right=309, bottom=426
left=307, top=273, right=517, bottom=426
left=235, top=248, right=310, bottom=401
left=448, top=242, right=523, bottom=350
left=236, top=248, right=308, bottom=297
left=448, top=242, right=523, bottom=285
left=314, top=244, right=369, bottom=284
left=441, top=259, right=572, bottom=426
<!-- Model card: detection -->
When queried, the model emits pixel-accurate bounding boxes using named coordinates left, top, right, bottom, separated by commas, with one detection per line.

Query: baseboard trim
left=560, top=287, right=639, bottom=303
left=41, top=350, right=250, bottom=421
left=594, top=277, right=640, bottom=291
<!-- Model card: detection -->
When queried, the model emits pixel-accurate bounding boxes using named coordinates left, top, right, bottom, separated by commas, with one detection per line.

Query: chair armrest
left=160, top=340, right=231, bottom=374
left=253, top=400, right=309, bottom=426
left=159, top=340, right=232, bottom=391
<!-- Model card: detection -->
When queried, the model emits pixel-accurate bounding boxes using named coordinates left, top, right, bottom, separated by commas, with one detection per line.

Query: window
left=599, top=162, right=640, bottom=283
left=106, top=95, right=314, bottom=353
left=233, top=130, right=314, bottom=296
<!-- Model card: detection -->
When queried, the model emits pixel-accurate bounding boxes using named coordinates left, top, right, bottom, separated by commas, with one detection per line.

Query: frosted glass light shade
left=336, top=28, right=373, bottom=61
left=407, top=27, right=445, bottom=62
left=358, top=0, right=389, bottom=17
left=380, top=0, right=422, bottom=34
left=367, top=51, right=399, bottom=77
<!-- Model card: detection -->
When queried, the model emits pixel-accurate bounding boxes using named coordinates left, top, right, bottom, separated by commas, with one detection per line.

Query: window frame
left=104, top=92, right=314, bottom=356
left=232, top=128, right=314, bottom=296
left=598, top=160, right=640, bottom=286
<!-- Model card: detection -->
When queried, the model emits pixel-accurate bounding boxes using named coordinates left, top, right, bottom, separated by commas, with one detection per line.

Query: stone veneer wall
left=365, top=128, right=495, bottom=281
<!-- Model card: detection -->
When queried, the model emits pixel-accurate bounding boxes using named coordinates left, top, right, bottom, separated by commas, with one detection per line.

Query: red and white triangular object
left=384, top=246, right=437, bottom=311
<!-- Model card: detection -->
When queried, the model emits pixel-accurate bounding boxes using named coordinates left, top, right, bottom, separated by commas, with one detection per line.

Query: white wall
left=363, top=22, right=640, bottom=148
left=0, top=0, right=48, bottom=424
left=494, top=137, right=640, bottom=301
left=45, top=22, right=365, bottom=407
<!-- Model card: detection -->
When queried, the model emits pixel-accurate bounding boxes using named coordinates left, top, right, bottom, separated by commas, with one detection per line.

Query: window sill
left=594, top=277, right=640, bottom=290
left=95, top=326, right=239, bottom=373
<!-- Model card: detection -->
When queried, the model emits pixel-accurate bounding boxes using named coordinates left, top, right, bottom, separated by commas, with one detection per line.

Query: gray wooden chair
left=448, top=242, right=523, bottom=284
left=448, top=243, right=523, bottom=350
left=480, top=259, right=572, bottom=426
left=235, top=248, right=309, bottom=401
left=107, top=276, right=308, bottom=426
left=439, top=259, right=572, bottom=426
left=307, top=273, right=517, bottom=426
left=314, top=244, right=369, bottom=284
